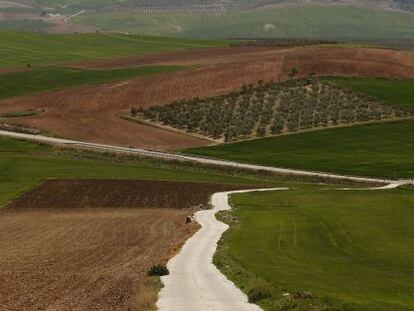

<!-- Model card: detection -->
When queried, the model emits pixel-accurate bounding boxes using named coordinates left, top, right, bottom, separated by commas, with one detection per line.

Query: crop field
left=9, top=179, right=256, bottom=209
left=0, top=136, right=270, bottom=208
left=327, top=78, right=414, bottom=110
left=136, top=79, right=410, bottom=142
left=0, top=207, right=196, bottom=311
left=0, top=65, right=185, bottom=100
left=186, top=78, right=414, bottom=178
left=74, top=5, right=414, bottom=39
left=1, top=46, right=413, bottom=150
left=0, top=31, right=231, bottom=69
left=216, top=187, right=414, bottom=311
left=187, top=120, right=414, bottom=179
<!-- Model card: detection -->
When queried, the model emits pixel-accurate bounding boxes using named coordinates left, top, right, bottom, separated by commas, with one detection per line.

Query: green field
left=217, top=187, right=414, bottom=311
left=0, top=136, right=275, bottom=207
left=0, top=31, right=231, bottom=68
left=187, top=120, right=414, bottom=179
left=0, top=65, right=185, bottom=99
left=327, top=78, right=414, bottom=110
left=187, top=78, right=414, bottom=178
left=74, top=5, right=414, bottom=39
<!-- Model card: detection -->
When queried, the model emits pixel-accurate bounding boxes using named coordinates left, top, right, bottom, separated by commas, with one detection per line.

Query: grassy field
left=0, top=31, right=231, bottom=68
left=216, top=187, right=414, bottom=311
left=0, top=65, right=185, bottom=99
left=187, top=120, right=414, bottom=179
left=74, top=5, right=414, bottom=39
left=186, top=78, right=414, bottom=178
left=327, top=78, right=414, bottom=110
left=0, top=136, right=275, bottom=207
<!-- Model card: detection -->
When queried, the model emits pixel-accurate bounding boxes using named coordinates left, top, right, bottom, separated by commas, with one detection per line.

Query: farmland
left=0, top=134, right=271, bottom=310
left=1, top=46, right=413, bottom=150
left=9, top=179, right=257, bottom=209
left=0, top=136, right=271, bottom=208
left=137, top=79, right=410, bottom=142
left=185, top=78, right=414, bottom=178
left=74, top=5, right=414, bottom=39
left=0, top=65, right=185, bottom=100
left=0, top=207, right=196, bottom=311
left=0, top=31, right=231, bottom=69
left=187, top=120, right=414, bottom=179
left=327, top=78, right=414, bottom=110
left=216, top=187, right=414, bottom=311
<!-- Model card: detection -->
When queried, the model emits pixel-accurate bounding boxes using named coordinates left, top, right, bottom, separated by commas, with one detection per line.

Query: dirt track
left=1, top=46, right=413, bottom=150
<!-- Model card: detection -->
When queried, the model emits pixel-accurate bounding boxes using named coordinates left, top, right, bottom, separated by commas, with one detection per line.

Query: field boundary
left=1, top=129, right=410, bottom=186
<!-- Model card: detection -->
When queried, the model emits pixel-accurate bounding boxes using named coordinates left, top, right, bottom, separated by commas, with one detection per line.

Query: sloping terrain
left=73, top=5, right=414, bottom=40
left=0, top=46, right=413, bottom=150
left=217, top=187, right=414, bottom=311
left=0, top=207, right=195, bottom=311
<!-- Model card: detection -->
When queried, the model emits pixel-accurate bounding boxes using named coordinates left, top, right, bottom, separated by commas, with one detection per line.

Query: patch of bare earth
left=0, top=47, right=413, bottom=150
left=0, top=179, right=256, bottom=311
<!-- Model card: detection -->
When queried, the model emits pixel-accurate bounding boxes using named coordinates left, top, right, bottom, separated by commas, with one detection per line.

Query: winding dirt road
left=157, top=188, right=288, bottom=311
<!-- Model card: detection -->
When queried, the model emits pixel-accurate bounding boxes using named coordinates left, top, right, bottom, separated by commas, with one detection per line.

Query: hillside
left=1, top=1, right=414, bottom=40
left=0, top=31, right=230, bottom=68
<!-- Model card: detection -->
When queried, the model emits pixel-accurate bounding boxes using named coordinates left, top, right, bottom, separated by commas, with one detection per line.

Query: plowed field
left=8, top=179, right=255, bottom=209
left=1, top=46, right=413, bottom=150
left=1, top=179, right=256, bottom=310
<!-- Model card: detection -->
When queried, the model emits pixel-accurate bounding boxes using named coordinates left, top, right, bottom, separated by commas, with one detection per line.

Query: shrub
left=148, top=264, right=169, bottom=276
left=248, top=285, right=272, bottom=303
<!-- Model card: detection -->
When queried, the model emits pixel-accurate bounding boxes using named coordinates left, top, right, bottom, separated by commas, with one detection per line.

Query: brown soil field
left=8, top=179, right=255, bottom=209
left=0, top=208, right=195, bottom=311
left=1, top=179, right=255, bottom=310
left=1, top=46, right=413, bottom=150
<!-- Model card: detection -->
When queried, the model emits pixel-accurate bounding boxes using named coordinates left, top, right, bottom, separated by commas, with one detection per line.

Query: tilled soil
left=0, top=46, right=413, bottom=150
left=1, top=179, right=258, bottom=310
left=0, top=208, right=195, bottom=311
left=7, top=179, right=256, bottom=209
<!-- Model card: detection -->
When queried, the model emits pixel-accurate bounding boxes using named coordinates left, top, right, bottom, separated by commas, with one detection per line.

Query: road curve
left=157, top=188, right=288, bottom=311
left=2, top=130, right=410, bottom=186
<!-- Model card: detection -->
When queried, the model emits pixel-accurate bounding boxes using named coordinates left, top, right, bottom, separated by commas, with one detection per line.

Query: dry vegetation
left=135, top=78, right=411, bottom=142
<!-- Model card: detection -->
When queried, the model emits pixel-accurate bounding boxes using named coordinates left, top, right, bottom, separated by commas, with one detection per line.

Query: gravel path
left=156, top=188, right=288, bottom=311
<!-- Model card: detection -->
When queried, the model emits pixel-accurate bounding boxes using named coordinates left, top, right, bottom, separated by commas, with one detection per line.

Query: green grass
left=327, top=78, right=414, bottom=109
left=187, top=120, right=414, bottom=179
left=0, top=136, right=273, bottom=207
left=74, top=5, right=414, bottom=40
left=0, top=109, right=43, bottom=118
left=220, top=187, right=414, bottom=310
left=0, top=65, right=185, bottom=99
left=0, top=31, right=232, bottom=68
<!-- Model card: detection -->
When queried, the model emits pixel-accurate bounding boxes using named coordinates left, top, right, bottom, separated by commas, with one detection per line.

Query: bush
left=248, top=285, right=272, bottom=303
left=148, top=264, right=169, bottom=276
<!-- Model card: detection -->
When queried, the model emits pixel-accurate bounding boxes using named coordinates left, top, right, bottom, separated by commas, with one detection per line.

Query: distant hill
left=0, top=1, right=413, bottom=41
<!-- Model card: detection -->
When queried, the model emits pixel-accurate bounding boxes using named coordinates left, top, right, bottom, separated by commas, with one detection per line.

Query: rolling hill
left=1, top=1, right=414, bottom=41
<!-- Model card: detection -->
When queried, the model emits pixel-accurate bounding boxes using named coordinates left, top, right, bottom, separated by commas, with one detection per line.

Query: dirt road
left=157, top=188, right=288, bottom=311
